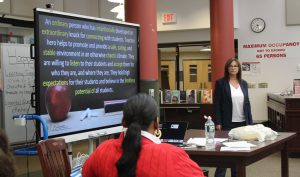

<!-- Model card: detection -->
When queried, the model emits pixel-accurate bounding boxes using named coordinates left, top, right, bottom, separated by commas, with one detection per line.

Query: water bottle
left=204, top=116, right=215, bottom=150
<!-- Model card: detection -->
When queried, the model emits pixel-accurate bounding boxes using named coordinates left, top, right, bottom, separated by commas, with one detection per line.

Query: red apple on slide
left=45, top=85, right=72, bottom=122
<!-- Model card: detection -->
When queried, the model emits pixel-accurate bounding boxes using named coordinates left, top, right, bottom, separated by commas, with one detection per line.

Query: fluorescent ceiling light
left=110, top=4, right=123, bottom=13
left=108, top=0, right=124, bottom=21
left=0, top=0, right=4, bottom=2
left=116, top=9, right=124, bottom=20
left=108, top=0, right=123, bottom=3
left=200, top=47, right=211, bottom=52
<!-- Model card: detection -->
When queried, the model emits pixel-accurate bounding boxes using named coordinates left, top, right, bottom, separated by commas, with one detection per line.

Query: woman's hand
left=216, top=125, right=222, bottom=131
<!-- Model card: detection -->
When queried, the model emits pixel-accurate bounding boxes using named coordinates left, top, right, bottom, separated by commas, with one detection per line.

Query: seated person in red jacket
left=82, top=93, right=205, bottom=177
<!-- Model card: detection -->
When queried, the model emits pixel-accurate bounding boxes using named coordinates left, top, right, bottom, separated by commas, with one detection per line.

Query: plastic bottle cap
left=204, top=115, right=212, bottom=120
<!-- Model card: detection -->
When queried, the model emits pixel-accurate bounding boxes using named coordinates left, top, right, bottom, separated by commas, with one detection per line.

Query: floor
left=204, top=153, right=300, bottom=177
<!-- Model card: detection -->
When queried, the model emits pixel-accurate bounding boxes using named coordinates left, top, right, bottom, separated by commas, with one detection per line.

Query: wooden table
left=184, top=129, right=296, bottom=177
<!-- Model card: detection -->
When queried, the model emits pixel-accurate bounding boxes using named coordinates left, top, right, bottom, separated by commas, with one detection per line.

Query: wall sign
left=241, top=62, right=261, bottom=75
left=242, top=41, right=300, bottom=59
left=162, top=13, right=177, bottom=24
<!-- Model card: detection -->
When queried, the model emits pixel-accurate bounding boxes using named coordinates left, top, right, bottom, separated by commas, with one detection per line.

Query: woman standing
left=82, top=93, right=205, bottom=177
left=213, top=58, right=253, bottom=177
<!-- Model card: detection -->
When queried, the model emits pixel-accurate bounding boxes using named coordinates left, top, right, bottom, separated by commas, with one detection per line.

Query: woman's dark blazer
left=213, top=77, right=253, bottom=128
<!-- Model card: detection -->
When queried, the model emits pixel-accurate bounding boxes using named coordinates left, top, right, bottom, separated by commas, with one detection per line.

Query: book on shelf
left=180, top=90, right=187, bottom=103
left=160, top=89, right=213, bottom=104
left=186, top=89, right=197, bottom=103
left=163, top=89, right=172, bottom=103
left=201, top=89, right=213, bottom=103
left=159, top=90, right=163, bottom=104
left=197, top=89, right=202, bottom=103
left=171, top=90, right=180, bottom=103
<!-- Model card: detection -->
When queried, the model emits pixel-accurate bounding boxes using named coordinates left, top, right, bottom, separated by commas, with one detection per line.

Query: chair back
left=36, top=138, right=71, bottom=177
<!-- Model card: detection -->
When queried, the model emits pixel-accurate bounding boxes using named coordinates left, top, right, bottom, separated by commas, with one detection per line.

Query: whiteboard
left=0, top=43, right=36, bottom=144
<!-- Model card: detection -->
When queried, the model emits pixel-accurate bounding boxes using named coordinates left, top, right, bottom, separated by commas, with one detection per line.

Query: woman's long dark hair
left=224, top=58, right=242, bottom=83
left=116, top=93, right=159, bottom=177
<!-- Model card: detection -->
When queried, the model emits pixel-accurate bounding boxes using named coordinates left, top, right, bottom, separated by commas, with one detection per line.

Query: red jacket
left=82, top=133, right=205, bottom=177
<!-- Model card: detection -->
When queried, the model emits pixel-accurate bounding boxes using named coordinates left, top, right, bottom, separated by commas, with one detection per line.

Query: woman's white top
left=141, top=130, right=161, bottom=144
left=123, top=129, right=161, bottom=144
left=230, top=84, right=246, bottom=122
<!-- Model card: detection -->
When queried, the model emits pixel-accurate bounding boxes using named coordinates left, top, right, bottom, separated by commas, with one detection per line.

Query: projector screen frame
left=34, top=8, right=140, bottom=142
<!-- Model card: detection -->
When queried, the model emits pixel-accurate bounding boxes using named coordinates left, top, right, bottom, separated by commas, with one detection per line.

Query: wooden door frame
left=182, top=59, right=211, bottom=90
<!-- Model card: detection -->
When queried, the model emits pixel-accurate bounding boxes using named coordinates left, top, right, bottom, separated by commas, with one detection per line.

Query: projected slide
left=34, top=9, right=139, bottom=138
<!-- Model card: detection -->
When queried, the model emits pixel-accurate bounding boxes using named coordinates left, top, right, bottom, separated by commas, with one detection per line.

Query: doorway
left=183, top=59, right=211, bottom=90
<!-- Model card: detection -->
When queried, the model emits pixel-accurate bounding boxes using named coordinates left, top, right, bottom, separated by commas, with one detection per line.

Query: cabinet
left=160, top=103, right=214, bottom=129
left=267, top=93, right=300, bottom=153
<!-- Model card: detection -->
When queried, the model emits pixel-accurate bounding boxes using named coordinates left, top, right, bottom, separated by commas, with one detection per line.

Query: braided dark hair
left=116, top=93, right=159, bottom=177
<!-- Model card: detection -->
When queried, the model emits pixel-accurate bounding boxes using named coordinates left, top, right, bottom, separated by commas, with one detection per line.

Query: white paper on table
left=187, top=138, right=227, bottom=146
left=220, top=147, right=251, bottom=151
left=215, top=138, right=228, bottom=143
left=223, top=141, right=256, bottom=148
left=187, top=138, right=206, bottom=146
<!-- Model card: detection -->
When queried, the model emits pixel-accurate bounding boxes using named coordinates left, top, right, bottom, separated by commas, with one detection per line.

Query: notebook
left=159, top=121, right=188, bottom=146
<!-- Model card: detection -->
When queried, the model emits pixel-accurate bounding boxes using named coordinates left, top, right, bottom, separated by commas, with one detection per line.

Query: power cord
left=72, top=152, right=89, bottom=168
left=24, top=98, right=35, bottom=177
